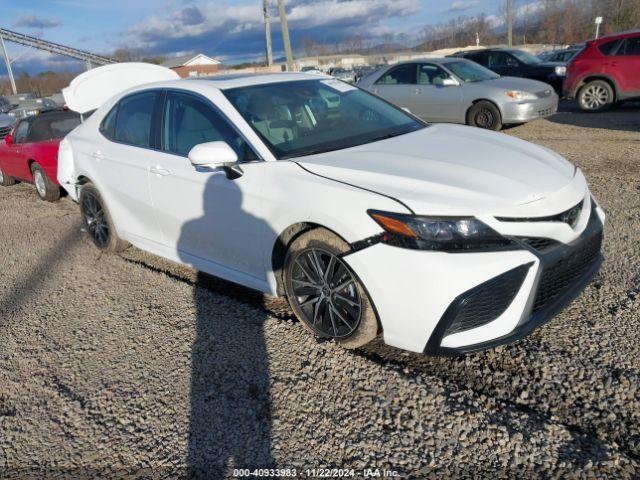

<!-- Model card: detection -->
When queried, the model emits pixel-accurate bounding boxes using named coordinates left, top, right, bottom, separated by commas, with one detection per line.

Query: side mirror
left=188, top=141, right=238, bottom=169
left=441, top=77, right=460, bottom=87
left=4, top=134, right=13, bottom=145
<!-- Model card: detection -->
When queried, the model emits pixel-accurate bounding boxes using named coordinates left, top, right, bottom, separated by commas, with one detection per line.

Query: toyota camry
left=58, top=63, right=604, bottom=355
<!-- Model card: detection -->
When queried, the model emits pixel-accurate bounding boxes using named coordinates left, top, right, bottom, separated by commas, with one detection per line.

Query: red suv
left=564, top=30, right=640, bottom=112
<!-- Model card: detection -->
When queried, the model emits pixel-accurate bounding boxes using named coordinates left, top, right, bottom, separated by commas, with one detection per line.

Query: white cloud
left=447, top=0, right=480, bottom=13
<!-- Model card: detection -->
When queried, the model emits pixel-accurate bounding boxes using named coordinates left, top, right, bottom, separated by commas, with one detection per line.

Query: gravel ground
left=0, top=101, right=639, bottom=478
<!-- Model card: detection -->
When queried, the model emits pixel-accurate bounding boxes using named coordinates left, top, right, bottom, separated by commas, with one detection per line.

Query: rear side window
left=620, top=36, right=640, bottom=55
left=13, top=120, right=31, bottom=144
left=113, top=91, right=158, bottom=148
left=162, top=91, right=258, bottom=161
left=598, top=39, right=621, bottom=56
left=100, top=106, right=117, bottom=140
left=375, top=64, right=416, bottom=85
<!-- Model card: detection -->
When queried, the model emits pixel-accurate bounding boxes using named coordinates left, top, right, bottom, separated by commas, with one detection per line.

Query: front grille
left=445, top=264, right=530, bottom=335
left=497, top=200, right=583, bottom=227
left=532, top=229, right=603, bottom=312
left=519, top=237, right=561, bottom=252
left=0, top=125, right=11, bottom=140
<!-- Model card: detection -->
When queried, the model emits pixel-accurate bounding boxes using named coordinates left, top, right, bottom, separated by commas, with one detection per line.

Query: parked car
left=59, top=63, right=604, bottom=355
left=0, top=97, right=13, bottom=114
left=564, top=30, right=640, bottom=112
left=8, top=98, right=60, bottom=119
left=358, top=58, right=558, bottom=131
left=0, top=113, right=17, bottom=140
left=538, top=48, right=582, bottom=63
left=0, top=110, right=81, bottom=201
left=451, top=48, right=566, bottom=93
left=300, top=66, right=323, bottom=75
left=330, top=68, right=357, bottom=83
left=47, top=92, right=67, bottom=108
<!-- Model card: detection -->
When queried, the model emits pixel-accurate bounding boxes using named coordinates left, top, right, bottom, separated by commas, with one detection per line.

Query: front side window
left=620, top=36, right=640, bottom=56
left=417, top=64, right=452, bottom=85
left=162, top=91, right=258, bottom=161
left=375, top=64, right=417, bottom=85
left=488, top=53, right=518, bottom=68
left=113, top=91, right=157, bottom=148
left=443, top=60, right=500, bottom=82
left=224, top=79, right=425, bottom=159
left=13, top=120, right=30, bottom=143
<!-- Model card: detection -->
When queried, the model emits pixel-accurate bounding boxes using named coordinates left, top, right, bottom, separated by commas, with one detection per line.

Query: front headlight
left=368, top=211, right=515, bottom=252
left=26, top=109, right=40, bottom=117
left=505, top=90, right=537, bottom=101
left=554, top=66, right=567, bottom=76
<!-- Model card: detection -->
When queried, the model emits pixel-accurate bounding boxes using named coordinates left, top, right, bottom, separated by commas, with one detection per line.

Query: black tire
left=284, top=228, right=379, bottom=349
left=467, top=101, right=503, bottom=131
left=0, top=165, right=16, bottom=187
left=577, top=80, right=614, bottom=112
left=79, top=182, right=128, bottom=252
left=31, top=163, right=60, bottom=202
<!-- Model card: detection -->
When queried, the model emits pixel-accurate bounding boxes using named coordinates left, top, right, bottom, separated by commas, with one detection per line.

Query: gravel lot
left=1, top=102, right=639, bottom=478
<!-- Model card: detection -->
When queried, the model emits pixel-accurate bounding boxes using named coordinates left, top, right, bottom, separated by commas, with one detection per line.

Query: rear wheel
left=578, top=80, right=614, bottom=112
left=466, top=101, right=503, bottom=131
left=79, top=183, right=128, bottom=252
left=31, top=163, right=60, bottom=202
left=284, top=228, right=379, bottom=349
left=0, top=165, right=16, bottom=187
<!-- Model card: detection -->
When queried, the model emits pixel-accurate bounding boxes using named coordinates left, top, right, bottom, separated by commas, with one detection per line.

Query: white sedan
left=58, top=63, right=604, bottom=355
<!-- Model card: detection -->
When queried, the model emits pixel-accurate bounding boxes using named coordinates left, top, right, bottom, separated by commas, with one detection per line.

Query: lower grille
left=537, top=106, right=555, bottom=117
left=519, top=237, right=561, bottom=252
left=0, top=125, right=11, bottom=140
left=445, top=264, right=530, bottom=335
left=533, top=230, right=603, bottom=312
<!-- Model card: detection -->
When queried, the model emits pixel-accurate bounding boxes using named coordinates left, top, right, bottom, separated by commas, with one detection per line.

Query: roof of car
left=188, top=72, right=331, bottom=89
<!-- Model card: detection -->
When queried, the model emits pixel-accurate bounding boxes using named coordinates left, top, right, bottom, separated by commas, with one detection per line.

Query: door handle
left=150, top=165, right=171, bottom=176
left=414, top=87, right=422, bottom=94
left=92, top=151, right=105, bottom=160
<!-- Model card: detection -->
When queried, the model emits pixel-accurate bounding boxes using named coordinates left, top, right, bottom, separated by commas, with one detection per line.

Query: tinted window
left=162, top=91, right=258, bottom=161
left=13, top=121, right=30, bottom=143
left=487, top=52, right=518, bottom=68
left=28, top=112, right=81, bottom=142
left=621, top=36, right=640, bottom=55
left=100, top=106, right=117, bottom=140
left=417, top=64, right=451, bottom=85
left=375, top=64, right=416, bottom=85
left=443, top=60, right=500, bottom=82
left=598, top=39, right=621, bottom=56
left=114, top=91, right=157, bottom=148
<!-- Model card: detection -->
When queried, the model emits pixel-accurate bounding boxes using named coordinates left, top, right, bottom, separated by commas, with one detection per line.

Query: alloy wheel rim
left=476, top=108, right=494, bottom=129
left=291, top=248, right=362, bottom=338
left=34, top=171, right=46, bottom=197
left=81, top=192, right=109, bottom=247
left=582, top=85, right=609, bottom=110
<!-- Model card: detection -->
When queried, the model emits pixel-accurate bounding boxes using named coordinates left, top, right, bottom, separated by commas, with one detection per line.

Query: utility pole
left=277, top=0, right=293, bottom=71
left=263, top=0, right=273, bottom=66
left=0, top=33, right=17, bottom=95
left=506, top=0, right=513, bottom=47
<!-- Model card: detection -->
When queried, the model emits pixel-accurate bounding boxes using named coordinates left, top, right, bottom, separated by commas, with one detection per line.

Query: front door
left=148, top=90, right=267, bottom=283
left=413, top=63, right=464, bottom=122
left=370, top=63, right=417, bottom=111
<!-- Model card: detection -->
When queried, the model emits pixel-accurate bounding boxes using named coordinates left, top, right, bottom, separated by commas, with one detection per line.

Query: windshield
left=511, top=50, right=542, bottom=64
left=224, top=79, right=425, bottom=159
left=443, top=60, right=499, bottom=82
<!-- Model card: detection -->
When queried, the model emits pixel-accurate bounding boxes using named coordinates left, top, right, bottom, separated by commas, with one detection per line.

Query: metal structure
left=507, top=0, right=513, bottom=47
left=263, top=0, right=274, bottom=66
left=0, top=27, right=114, bottom=94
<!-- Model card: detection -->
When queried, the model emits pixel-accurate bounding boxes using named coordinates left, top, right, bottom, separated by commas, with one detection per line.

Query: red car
left=0, top=111, right=80, bottom=201
left=564, top=30, right=640, bottom=112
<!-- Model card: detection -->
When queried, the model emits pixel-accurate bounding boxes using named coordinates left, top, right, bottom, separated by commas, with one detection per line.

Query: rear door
left=95, top=90, right=164, bottom=244
left=613, top=35, right=640, bottom=96
left=369, top=64, right=417, bottom=110
left=412, top=63, right=463, bottom=122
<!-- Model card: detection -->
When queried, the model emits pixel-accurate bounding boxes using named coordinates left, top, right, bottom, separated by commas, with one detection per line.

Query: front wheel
left=577, top=80, right=614, bottom=112
left=284, top=228, right=379, bottom=349
left=466, top=101, right=502, bottom=131
left=32, top=163, right=60, bottom=202
left=0, top=165, right=16, bottom=187
left=79, top=183, right=128, bottom=252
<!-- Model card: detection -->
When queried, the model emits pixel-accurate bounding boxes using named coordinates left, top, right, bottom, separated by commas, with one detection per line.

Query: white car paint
left=59, top=66, right=604, bottom=354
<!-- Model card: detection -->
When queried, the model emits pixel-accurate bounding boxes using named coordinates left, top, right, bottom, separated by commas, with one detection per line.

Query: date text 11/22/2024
left=233, top=468, right=400, bottom=477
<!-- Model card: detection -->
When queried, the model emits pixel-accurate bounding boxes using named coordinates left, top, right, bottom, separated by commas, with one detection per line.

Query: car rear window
left=598, top=39, right=621, bottom=56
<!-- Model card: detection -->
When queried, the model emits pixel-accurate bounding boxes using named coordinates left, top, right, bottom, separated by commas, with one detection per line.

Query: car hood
left=296, top=124, right=580, bottom=216
left=0, top=113, right=15, bottom=127
left=482, top=76, right=555, bottom=93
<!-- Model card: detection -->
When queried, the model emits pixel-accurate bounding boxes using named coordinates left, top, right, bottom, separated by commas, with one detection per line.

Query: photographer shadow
left=178, top=175, right=275, bottom=478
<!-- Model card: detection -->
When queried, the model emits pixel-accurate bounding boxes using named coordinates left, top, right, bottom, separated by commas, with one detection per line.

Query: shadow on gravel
left=178, top=176, right=275, bottom=478
left=548, top=100, right=640, bottom=132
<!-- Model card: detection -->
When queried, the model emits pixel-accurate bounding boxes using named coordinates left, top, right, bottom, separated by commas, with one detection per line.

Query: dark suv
left=450, top=48, right=565, bottom=93
left=564, top=30, right=640, bottom=112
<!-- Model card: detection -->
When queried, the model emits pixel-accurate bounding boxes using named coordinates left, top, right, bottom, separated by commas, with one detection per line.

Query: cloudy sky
left=1, top=0, right=535, bottom=75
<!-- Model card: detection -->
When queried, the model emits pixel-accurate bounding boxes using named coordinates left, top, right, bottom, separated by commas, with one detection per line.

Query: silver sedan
left=358, top=58, right=558, bottom=131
